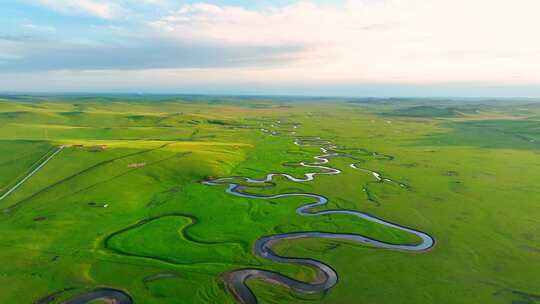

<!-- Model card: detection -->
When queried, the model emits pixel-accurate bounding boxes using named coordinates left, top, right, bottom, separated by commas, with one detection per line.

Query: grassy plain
left=0, top=96, right=538, bottom=303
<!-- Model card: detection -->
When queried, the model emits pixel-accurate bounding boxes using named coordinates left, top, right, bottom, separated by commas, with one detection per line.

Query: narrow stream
left=48, top=124, right=433, bottom=304
left=204, top=133, right=435, bottom=304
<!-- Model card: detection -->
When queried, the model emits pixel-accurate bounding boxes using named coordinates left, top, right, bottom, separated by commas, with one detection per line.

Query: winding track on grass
left=204, top=134, right=435, bottom=304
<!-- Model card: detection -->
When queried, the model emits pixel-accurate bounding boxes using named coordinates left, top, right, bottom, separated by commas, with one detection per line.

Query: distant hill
left=384, top=105, right=480, bottom=118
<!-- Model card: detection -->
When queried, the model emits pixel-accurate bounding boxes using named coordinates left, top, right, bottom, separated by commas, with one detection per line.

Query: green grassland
left=0, top=96, right=539, bottom=303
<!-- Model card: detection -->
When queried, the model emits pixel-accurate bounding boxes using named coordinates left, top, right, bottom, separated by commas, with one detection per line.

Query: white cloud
left=22, top=23, right=57, bottom=33
left=4, top=0, right=540, bottom=94
left=148, top=0, right=540, bottom=84
left=32, top=0, right=124, bottom=19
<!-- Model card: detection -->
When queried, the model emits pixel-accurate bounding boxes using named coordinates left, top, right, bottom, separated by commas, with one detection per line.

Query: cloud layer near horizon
left=1, top=0, right=540, bottom=95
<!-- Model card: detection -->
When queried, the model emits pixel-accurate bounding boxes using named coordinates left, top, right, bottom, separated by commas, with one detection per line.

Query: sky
left=1, top=0, right=540, bottom=97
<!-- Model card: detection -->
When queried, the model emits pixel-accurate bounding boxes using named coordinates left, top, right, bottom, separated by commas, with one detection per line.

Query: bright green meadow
left=0, top=96, right=539, bottom=303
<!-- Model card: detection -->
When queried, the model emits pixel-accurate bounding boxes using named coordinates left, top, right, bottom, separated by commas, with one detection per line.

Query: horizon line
left=2, top=92, right=540, bottom=101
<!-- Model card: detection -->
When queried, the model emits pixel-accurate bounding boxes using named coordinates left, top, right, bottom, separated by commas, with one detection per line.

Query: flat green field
left=0, top=96, right=538, bottom=303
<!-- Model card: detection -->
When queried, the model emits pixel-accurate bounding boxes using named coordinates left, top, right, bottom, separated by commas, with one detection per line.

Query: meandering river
left=52, top=124, right=433, bottom=304
left=203, top=132, right=435, bottom=304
